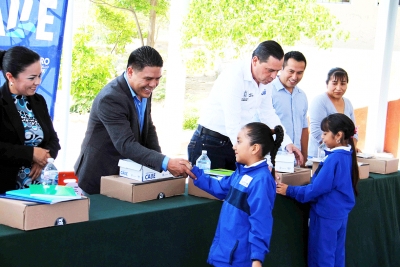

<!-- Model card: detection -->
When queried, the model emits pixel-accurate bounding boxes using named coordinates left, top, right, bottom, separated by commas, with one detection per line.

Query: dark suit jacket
left=74, top=74, right=165, bottom=194
left=0, top=83, right=61, bottom=194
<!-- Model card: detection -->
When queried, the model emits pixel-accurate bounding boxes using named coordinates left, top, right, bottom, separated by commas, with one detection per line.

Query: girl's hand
left=252, top=260, right=262, bottom=267
left=276, top=183, right=288, bottom=195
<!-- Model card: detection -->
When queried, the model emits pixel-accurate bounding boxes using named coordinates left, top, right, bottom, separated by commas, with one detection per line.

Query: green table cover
left=0, top=172, right=398, bottom=267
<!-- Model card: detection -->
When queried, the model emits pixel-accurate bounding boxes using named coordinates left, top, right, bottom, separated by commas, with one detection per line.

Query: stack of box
left=357, top=156, right=399, bottom=174
left=100, top=159, right=186, bottom=203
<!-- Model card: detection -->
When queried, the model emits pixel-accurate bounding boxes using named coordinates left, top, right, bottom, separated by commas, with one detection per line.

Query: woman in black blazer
left=0, top=46, right=60, bottom=194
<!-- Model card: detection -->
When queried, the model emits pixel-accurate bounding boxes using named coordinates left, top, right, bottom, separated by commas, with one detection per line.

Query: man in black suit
left=75, top=46, right=192, bottom=194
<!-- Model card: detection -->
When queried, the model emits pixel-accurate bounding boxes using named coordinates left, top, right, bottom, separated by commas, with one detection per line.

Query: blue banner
left=0, top=0, right=69, bottom=119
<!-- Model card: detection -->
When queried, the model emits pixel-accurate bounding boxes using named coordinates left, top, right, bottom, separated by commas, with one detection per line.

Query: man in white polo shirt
left=187, top=40, right=303, bottom=170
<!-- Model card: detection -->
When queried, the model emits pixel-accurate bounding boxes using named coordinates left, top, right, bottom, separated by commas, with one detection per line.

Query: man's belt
left=197, top=125, right=230, bottom=142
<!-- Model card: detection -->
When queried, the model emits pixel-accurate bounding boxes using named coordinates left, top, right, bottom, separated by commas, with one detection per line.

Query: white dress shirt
left=198, top=57, right=292, bottom=149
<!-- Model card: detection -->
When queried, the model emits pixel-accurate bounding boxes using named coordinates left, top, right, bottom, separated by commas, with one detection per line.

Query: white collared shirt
left=198, top=57, right=292, bottom=149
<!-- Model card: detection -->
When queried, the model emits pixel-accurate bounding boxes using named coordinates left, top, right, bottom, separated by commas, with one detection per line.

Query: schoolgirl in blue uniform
left=185, top=122, right=284, bottom=267
left=277, top=113, right=360, bottom=267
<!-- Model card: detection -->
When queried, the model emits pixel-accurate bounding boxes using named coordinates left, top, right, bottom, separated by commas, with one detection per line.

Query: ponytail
left=244, top=122, right=284, bottom=178
left=349, top=137, right=359, bottom=196
left=270, top=125, right=284, bottom=178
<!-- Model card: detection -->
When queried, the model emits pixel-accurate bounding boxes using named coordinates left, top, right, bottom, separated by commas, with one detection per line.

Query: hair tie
left=354, top=126, right=358, bottom=135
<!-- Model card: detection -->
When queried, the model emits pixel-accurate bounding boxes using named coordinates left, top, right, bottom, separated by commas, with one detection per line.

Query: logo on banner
left=41, top=57, right=50, bottom=74
left=0, top=0, right=57, bottom=41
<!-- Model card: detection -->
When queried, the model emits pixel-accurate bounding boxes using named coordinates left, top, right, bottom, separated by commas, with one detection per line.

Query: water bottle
left=318, top=143, right=326, bottom=159
left=42, top=158, right=59, bottom=185
left=196, top=150, right=211, bottom=172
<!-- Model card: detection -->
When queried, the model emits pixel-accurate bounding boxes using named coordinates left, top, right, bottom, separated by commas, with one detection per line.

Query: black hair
left=283, top=51, right=307, bottom=68
left=320, top=113, right=359, bottom=196
left=127, top=46, right=163, bottom=71
left=244, top=122, right=284, bottom=178
left=0, top=46, right=40, bottom=80
left=326, top=67, right=348, bottom=85
left=251, top=40, right=284, bottom=63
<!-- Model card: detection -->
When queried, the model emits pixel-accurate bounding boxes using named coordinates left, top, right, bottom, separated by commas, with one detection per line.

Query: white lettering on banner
left=37, top=0, right=57, bottom=41
left=41, top=57, right=50, bottom=65
left=0, top=10, right=4, bottom=36
left=20, top=0, right=33, bottom=22
left=0, top=0, right=57, bottom=41
left=7, top=0, right=19, bottom=30
left=41, top=57, right=50, bottom=74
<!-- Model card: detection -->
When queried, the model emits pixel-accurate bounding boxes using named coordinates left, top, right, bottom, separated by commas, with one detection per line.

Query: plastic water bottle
left=42, top=158, right=59, bottom=185
left=318, top=143, right=326, bottom=159
left=196, top=150, right=211, bottom=172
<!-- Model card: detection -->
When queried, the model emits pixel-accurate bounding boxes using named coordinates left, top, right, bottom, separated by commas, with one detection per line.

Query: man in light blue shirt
left=271, top=51, right=308, bottom=165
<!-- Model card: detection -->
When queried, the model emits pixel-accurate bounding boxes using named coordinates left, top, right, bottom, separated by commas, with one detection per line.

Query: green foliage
left=69, top=26, right=116, bottom=114
left=93, top=0, right=170, bottom=49
left=182, top=109, right=199, bottom=130
left=182, top=0, right=349, bottom=72
left=95, top=5, right=137, bottom=54
left=151, top=70, right=166, bottom=101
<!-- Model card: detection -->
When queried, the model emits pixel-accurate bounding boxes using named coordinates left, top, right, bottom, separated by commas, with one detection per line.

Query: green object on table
left=29, top=184, right=77, bottom=197
left=204, top=168, right=234, bottom=176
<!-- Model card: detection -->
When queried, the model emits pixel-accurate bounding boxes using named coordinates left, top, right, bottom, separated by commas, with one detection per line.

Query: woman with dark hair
left=308, top=67, right=359, bottom=159
left=277, top=113, right=359, bottom=267
left=0, top=46, right=60, bottom=193
left=185, top=122, right=284, bottom=267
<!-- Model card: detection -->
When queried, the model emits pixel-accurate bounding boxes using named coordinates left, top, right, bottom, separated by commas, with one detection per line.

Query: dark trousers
left=187, top=125, right=236, bottom=170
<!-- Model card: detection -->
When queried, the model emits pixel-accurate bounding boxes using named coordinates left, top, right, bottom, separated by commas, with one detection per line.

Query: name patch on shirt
left=241, top=91, right=254, bottom=101
left=239, top=174, right=253, bottom=188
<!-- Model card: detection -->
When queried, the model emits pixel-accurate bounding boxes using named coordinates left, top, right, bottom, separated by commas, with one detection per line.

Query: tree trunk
left=130, top=8, right=144, bottom=46
left=146, top=0, right=157, bottom=47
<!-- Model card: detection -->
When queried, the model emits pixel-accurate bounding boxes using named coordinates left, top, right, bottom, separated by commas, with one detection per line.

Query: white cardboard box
left=275, top=152, right=295, bottom=173
left=118, top=159, right=173, bottom=182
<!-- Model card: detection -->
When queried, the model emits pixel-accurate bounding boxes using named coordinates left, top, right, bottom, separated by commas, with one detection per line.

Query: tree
left=69, top=26, right=116, bottom=114
left=90, top=0, right=169, bottom=50
left=182, top=0, right=349, bottom=72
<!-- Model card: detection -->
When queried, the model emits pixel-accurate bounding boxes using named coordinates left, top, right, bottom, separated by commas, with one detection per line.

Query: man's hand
left=167, top=158, right=195, bottom=178
left=29, top=162, right=44, bottom=180
left=276, top=183, right=288, bottom=195
left=252, top=260, right=262, bottom=267
left=286, top=144, right=304, bottom=166
left=179, top=160, right=197, bottom=180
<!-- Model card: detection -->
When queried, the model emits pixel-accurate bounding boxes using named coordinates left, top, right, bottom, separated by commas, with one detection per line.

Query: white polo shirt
left=198, top=57, right=292, bottom=149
